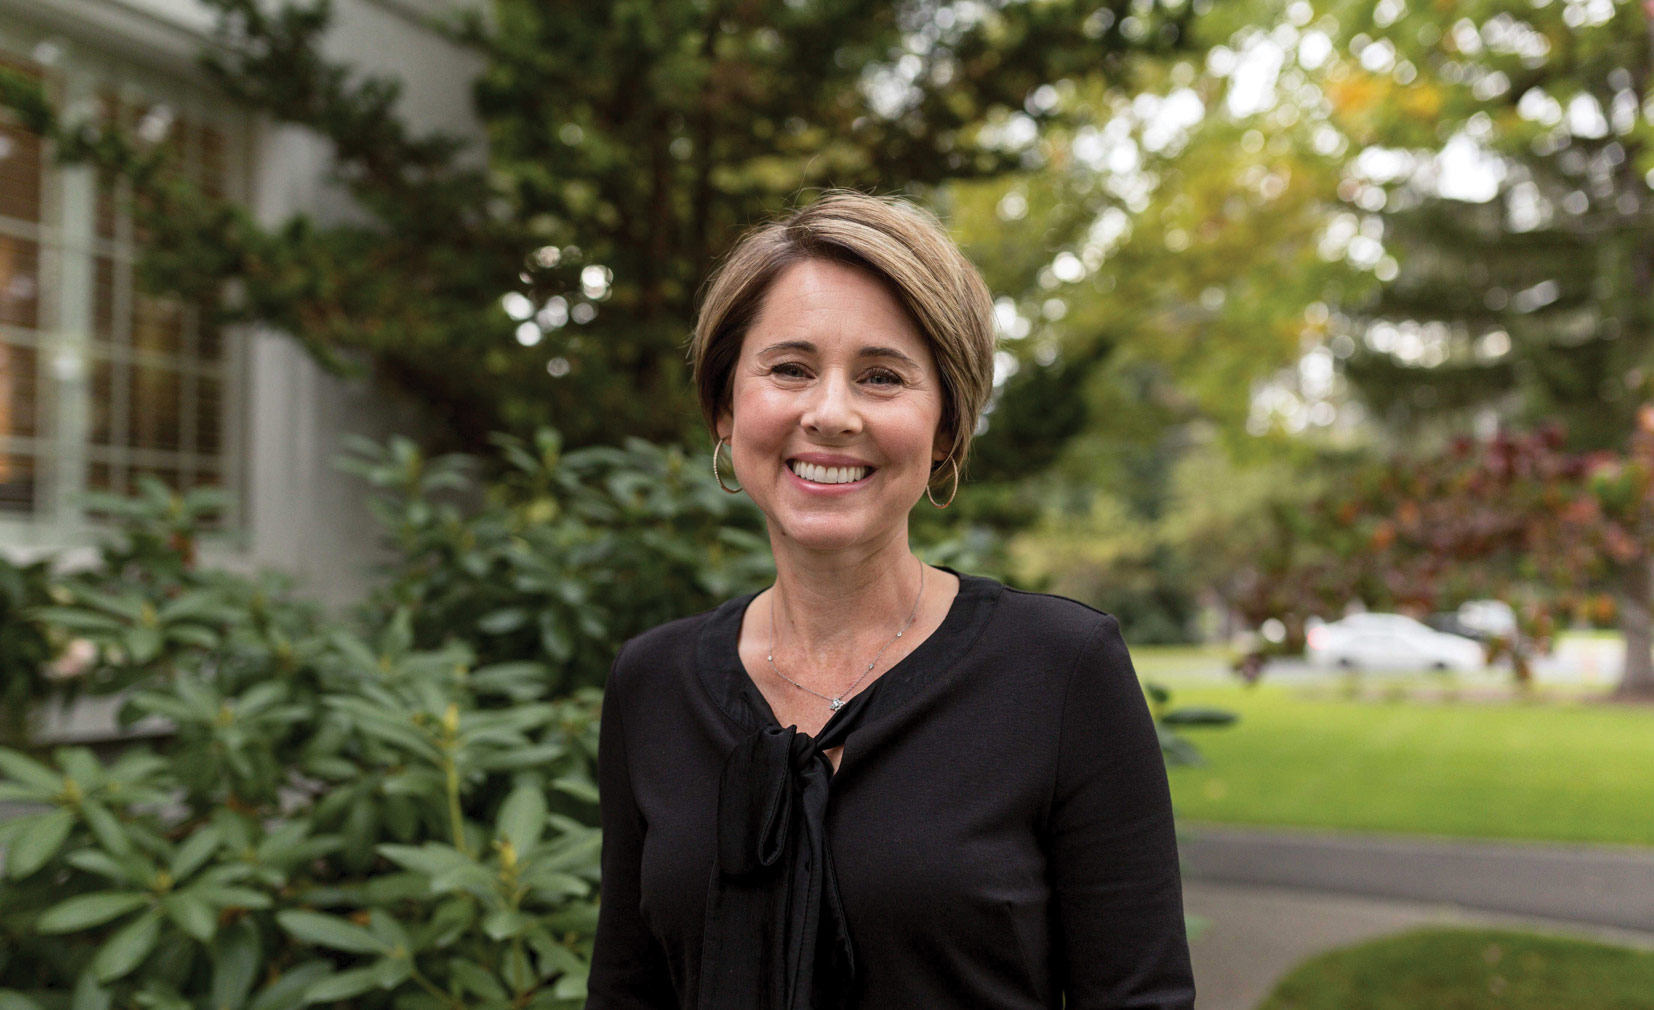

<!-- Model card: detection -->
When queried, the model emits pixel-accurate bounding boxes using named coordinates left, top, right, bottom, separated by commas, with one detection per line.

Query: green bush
left=0, top=428, right=1220, bottom=1007
left=0, top=557, right=55, bottom=748
left=0, top=429, right=771, bottom=1009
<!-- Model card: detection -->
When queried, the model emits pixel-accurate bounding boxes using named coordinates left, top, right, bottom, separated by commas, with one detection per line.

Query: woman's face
left=718, top=258, right=949, bottom=557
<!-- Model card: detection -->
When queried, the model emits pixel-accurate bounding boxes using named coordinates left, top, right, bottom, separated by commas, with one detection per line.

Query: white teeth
left=789, top=461, right=870, bottom=484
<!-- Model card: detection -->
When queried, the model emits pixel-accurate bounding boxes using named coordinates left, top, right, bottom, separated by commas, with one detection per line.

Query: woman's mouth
left=787, top=459, right=875, bottom=485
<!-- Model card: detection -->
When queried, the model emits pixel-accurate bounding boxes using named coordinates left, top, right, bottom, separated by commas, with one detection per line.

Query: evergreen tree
left=1323, top=0, right=1653, bottom=453
left=1, top=0, right=1197, bottom=453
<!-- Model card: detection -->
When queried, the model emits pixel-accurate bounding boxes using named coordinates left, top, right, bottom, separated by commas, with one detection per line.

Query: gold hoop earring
left=927, top=456, right=959, bottom=509
left=713, top=437, right=742, bottom=494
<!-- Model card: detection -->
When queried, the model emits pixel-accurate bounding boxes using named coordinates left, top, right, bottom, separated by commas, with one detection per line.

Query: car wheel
left=1429, top=661, right=1450, bottom=673
left=1335, top=657, right=1355, bottom=670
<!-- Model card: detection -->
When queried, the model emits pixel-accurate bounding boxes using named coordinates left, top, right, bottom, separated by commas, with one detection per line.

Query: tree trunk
left=1615, top=558, right=1654, bottom=700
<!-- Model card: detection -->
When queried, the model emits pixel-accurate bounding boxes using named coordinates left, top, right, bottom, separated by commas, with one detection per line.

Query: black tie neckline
left=691, top=568, right=1003, bottom=1010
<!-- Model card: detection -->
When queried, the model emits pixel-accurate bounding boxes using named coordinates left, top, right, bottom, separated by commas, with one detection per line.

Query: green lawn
left=1256, top=928, right=1654, bottom=1010
left=1149, top=661, right=1654, bottom=846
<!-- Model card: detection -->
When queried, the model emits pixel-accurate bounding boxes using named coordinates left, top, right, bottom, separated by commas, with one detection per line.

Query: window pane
left=0, top=122, right=41, bottom=224
left=0, top=341, right=39, bottom=438
left=128, top=361, right=181, bottom=451
left=90, top=356, right=116, bottom=444
left=97, top=169, right=119, bottom=242
left=197, top=311, right=221, bottom=362
left=93, top=257, right=118, bottom=342
left=132, top=291, right=184, bottom=356
left=0, top=235, right=40, bottom=329
left=87, top=459, right=127, bottom=495
left=130, top=464, right=181, bottom=494
left=0, top=451, right=36, bottom=512
left=200, top=124, right=226, bottom=200
left=196, top=372, right=221, bottom=455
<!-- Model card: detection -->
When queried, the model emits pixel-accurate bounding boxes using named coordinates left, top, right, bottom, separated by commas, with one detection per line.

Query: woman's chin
left=766, top=512, right=904, bottom=556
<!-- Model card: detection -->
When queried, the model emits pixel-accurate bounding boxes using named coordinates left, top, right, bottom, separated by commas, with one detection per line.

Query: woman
left=586, top=191, right=1195, bottom=1010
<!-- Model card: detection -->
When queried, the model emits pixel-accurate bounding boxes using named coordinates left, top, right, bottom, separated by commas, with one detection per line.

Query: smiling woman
left=585, top=191, right=1195, bottom=1010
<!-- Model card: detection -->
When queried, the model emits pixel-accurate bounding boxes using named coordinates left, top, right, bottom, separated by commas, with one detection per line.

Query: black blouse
left=585, top=569, right=1196, bottom=1010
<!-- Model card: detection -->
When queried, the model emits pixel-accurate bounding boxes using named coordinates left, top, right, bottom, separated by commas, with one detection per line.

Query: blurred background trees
left=9, top=0, right=1653, bottom=671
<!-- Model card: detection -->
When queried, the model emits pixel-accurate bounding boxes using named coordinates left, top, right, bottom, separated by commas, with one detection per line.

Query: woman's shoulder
left=614, top=605, right=722, bottom=670
left=989, top=579, right=1121, bottom=645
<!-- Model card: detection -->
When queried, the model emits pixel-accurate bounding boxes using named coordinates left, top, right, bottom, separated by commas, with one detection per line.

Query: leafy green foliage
left=1228, top=409, right=1654, bottom=697
left=1315, top=0, right=1654, bottom=451
left=0, top=0, right=1197, bottom=455
left=0, top=558, right=55, bottom=748
left=0, top=430, right=776, bottom=1008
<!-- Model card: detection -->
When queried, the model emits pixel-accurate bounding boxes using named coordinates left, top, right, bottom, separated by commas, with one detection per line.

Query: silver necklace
left=766, top=560, right=927, bottom=711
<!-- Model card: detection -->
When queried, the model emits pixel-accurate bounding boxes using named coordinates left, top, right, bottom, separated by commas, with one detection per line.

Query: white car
left=1305, top=613, right=1486, bottom=672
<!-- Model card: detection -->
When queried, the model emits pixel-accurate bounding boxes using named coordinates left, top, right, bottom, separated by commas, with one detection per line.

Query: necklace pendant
left=829, top=697, right=844, bottom=711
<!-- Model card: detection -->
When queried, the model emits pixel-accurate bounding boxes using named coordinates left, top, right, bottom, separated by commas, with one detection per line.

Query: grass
left=1143, top=652, right=1654, bottom=846
left=1255, top=928, right=1654, bottom=1010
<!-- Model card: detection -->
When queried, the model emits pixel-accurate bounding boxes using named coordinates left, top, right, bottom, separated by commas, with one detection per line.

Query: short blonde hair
left=690, top=190, right=996, bottom=497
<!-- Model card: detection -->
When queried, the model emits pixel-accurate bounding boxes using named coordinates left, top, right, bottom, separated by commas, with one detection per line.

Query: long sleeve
left=586, top=643, right=677, bottom=1009
left=1049, top=616, right=1196, bottom=1009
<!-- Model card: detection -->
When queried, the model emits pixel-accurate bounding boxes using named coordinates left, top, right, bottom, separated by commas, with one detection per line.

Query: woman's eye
left=866, top=368, right=903, bottom=386
left=770, top=363, right=810, bottom=379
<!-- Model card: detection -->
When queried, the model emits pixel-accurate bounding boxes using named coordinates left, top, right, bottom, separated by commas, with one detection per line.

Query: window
left=0, top=25, right=246, bottom=541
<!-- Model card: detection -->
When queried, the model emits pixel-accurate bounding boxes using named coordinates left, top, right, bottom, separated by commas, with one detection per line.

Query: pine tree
left=1330, top=0, right=1653, bottom=454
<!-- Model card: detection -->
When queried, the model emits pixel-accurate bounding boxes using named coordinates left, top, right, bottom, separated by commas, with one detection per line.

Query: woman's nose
left=801, top=371, right=861, bottom=437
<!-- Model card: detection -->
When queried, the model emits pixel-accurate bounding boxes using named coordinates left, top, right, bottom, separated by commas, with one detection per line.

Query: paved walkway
left=1177, top=824, right=1654, bottom=1010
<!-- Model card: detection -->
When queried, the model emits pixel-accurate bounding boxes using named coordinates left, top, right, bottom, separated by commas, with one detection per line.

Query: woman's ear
left=716, top=406, right=734, bottom=443
left=932, top=424, right=954, bottom=463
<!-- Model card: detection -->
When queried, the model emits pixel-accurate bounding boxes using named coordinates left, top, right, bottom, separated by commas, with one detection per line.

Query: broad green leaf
left=37, top=892, right=150, bottom=933
left=91, top=907, right=163, bottom=982
left=0, top=748, right=61, bottom=792
left=191, top=885, right=272, bottom=910
left=550, top=774, right=599, bottom=805
left=370, top=955, right=412, bottom=990
left=497, top=784, right=547, bottom=852
left=126, top=627, right=164, bottom=665
left=22, top=607, right=124, bottom=633
left=448, top=958, right=506, bottom=1000
left=69, top=970, right=110, bottom=1010
left=54, top=748, right=104, bottom=790
left=376, top=843, right=473, bottom=878
left=233, top=682, right=287, bottom=718
left=366, top=910, right=411, bottom=955
left=275, top=910, right=387, bottom=955
left=530, top=936, right=584, bottom=978
left=6, top=808, right=75, bottom=879
left=477, top=608, right=529, bottom=634
left=209, top=919, right=260, bottom=1010
left=246, top=960, right=329, bottom=1010
left=79, top=800, right=131, bottom=857
left=161, top=893, right=216, bottom=942
left=168, top=825, right=221, bottom=882
left=422, top=897, right=475, bottom=949
left=303, top=967, right=380, bottom=1002
left=428, top=862, right=495, bottom=895
left=0, top=783, right=47, bottom=803
left=0, top=989, right=45, bottom=1010
left=64, top=849, right=143, bottom=886
left=505, top=942, right=534, bottom=993
left=552, top=965, right=589, bottom=1000
left=482, top=909, right=530, bottom=940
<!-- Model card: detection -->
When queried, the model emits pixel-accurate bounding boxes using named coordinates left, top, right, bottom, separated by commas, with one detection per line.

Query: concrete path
left=1179, top=823, right=1654, bottom=932
left=1184, top=880, right=1654, bottom=1010
left=1176, top=824, right=1654, bottom=1010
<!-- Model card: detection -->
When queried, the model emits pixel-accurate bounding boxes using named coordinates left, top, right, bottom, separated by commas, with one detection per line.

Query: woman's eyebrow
left=757, top=340, right=920, bottom=368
